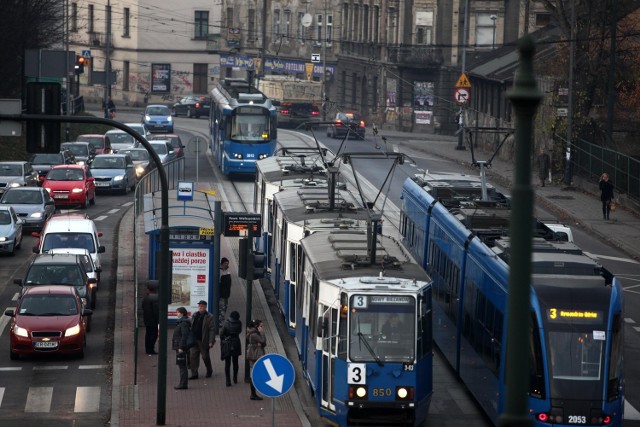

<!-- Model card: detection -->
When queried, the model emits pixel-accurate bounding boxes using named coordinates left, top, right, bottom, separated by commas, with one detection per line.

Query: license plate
left=34, top=341, right=59, bottom=349
left=54, top=194, right=68, bottom=199
left=95, top=182, right=110, bottom=187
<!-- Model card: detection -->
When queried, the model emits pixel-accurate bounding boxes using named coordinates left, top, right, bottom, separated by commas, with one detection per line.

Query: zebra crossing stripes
left=0, top=386, right=102, bottom=413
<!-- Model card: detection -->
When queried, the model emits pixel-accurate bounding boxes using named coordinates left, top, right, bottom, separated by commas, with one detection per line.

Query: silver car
left=0, top=161, right=38, bottom=194
left=0, top=206, right=24, bottom=256
left=0, top=187, right=55, bottom=231
left=149, top=140, right=177, bottom=165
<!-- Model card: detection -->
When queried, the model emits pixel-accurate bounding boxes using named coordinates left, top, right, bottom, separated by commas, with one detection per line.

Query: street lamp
left=490, top=15, right=497, bottom=50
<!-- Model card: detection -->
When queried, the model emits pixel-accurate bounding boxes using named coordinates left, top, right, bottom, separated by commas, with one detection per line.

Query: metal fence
left=555, top=134, right=640, bottom=202
left=133, top=157, right=185, bottom=217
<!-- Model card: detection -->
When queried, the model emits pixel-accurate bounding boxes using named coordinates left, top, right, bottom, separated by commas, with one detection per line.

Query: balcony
left=339, top=41, right=382, bottom=61
left=88, top=32, right=113, bottom=48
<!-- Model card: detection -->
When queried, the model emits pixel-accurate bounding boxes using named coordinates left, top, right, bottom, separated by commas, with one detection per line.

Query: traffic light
left=75, top=55, right=85, bottom=74
left=247, top=251, right=265, bottom=280
left=238, top=238, right=249, bottom=280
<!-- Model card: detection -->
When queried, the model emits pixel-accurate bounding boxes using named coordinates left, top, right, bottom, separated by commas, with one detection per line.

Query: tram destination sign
left=223, top=212, right=261, bottom=237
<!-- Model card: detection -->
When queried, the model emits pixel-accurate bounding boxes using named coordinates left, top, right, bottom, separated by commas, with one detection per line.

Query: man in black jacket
left=141, top=281, right=160, bottom=355
left=189, top=300, right=216, bottom=379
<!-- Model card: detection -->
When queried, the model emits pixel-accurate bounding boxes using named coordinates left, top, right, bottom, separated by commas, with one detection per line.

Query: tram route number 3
left=348, top=363, right=366, bottom=384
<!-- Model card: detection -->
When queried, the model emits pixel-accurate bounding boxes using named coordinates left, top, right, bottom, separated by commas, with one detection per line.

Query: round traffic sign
left=251, top=354, right=295, bottom=398
left=454, top=88, right=470, bottom=105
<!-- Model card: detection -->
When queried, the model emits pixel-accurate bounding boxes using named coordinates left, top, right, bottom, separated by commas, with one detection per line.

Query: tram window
left=607, top=313, right=623, bottom=400
left=548, top=330, right=603, bottom=380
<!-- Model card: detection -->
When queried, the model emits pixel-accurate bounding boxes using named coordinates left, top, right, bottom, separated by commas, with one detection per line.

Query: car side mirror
left=32, top=246, right=40, bottom=253
left=4, top=309, right=15, bottom=317
left=98, top=245, right=105, bottom=253
left=95, top=267, right=102, bottom=273
left=82, top=308, right=93, bottom=316
left=13, top=278, right=23, bottom=286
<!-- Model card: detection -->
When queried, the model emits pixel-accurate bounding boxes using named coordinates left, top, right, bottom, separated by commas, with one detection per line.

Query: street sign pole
left=251, top=354, right=295, bottom=427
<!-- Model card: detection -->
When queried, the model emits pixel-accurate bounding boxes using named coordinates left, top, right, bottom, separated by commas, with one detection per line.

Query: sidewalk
left=376, top=127, right=640, bottom=262
left=110, top=183, right=311, bottom=426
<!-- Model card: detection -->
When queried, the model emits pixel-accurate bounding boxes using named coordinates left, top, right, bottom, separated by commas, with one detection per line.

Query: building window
left=351, top=73, right=357, bottom=104
left=123, top=61, right=129, bottom=91
left=283, top=10, right=291, bottom=44
left=363, top=6, right=369, bottom=42
left=415, top=11, right=433, bottom=45
left=195, top=11, right=209, bottom=39
left=326, top=15, right=333, bottom=47
left=88, top=4, right=94, bottom=33
left=71, top=3, right=78, bottom=32
left=297, top=12, right=305, bottom=44
left=316, top=14, right=322, bottom=45
left=193, top=64, right=208, bottom=94
left=373, top=6, right=379, bottom=44
left=342, top=4, right=350, bottom=41
left=353, top=5, right=360, bottom=41
left=535, top=13, right=551, bottom=28
left=476, top=13, right=496, bottom=48
left=226, top=7, right=234, bottom=29
left=273, top=9, right=281, bottom=38
left=123, top=7, right=130, bottom=37
left=387, top=8, right=397, bottom=45
left=248, top=9, right=256, bottom=47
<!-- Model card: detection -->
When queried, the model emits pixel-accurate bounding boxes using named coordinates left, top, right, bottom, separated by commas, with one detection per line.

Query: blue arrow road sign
left=251, top=354, right=295, bottom=398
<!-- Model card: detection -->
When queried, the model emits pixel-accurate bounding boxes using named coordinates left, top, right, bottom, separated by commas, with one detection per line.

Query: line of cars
left=5, top=213, right=105, bottom=359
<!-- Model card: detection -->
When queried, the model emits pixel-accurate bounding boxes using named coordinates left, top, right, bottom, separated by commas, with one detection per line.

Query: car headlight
left=65, top=324, right=81, bottom=337
left=30, top=212, right=43, bottom=218
left=135, top=165, right=145, bottom=175
left=72, top=188, right=84, bottom=193
left=7, top=182, right=21, bottom=188
left=77, top=161, right=85, bottom=166
left=13, top=324, right=29, bottom=337
left=45, top=187, right=52, bottom=193
left=114, top=175, right=124, bottom=182
left=233, top=153, right=243, bottom=159
left=167, top=116, right=173, bottom=122
left=145, top=115, right=151, bottom=121
left=0, top=237, right=7, bottom=242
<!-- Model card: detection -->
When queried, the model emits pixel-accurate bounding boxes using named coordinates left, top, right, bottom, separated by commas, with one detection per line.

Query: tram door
left=319, top=305, right=337, bottom=412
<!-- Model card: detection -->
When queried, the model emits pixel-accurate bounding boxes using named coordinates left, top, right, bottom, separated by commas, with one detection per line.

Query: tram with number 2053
left=209, top=78, right=278, bottom=175
left=400, top=175, right=624, bottom=427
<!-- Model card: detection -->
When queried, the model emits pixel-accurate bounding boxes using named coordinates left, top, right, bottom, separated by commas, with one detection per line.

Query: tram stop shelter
left=143, top=186, right=216, bottom=320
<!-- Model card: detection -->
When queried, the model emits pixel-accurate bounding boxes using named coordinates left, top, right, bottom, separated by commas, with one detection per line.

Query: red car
left=149, top=133, right=185, bottom=158
left=4, top=285, right=93, bottom=359
left=43, top=165, right=96, bottom=209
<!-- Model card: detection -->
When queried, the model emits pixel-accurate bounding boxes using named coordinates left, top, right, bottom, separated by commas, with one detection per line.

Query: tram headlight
left=348, top=385, right=368, bottom=400
left=233, top=153, right=243, bottom=160
left=258, top=153, right=268, bottom=160
left=396, top=386, right=413, bottom=400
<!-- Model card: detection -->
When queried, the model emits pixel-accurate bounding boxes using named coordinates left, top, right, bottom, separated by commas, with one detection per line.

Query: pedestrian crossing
left=0, top=385, right=102, bottom=413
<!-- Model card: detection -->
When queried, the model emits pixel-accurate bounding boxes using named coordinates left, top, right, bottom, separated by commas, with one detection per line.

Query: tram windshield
left=230, top=114, right=270, bottom=142
left=548, top=330, right=603, bottom=380
left=349, top=295, right=415, bottom=363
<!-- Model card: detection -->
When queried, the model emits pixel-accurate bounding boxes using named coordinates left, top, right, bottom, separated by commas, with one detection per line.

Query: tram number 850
left=372, top=388, right=393, bottom=397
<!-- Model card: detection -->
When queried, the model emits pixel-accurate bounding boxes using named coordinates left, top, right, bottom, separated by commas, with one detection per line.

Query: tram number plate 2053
left=568, top=416, right=587, bottom=424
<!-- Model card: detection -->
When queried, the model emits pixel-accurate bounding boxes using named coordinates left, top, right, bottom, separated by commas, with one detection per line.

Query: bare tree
left=0, top=0, right=63, bottom=97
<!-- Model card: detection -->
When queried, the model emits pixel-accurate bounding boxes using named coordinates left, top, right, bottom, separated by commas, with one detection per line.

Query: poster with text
left=151, top=63, right=171, bottom=93
left=168, top=246, right=210, bottom=319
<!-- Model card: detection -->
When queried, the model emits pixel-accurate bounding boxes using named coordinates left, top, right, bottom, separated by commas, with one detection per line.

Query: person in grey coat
left=189, top=300, right=216, bottom=379
left=172, top=307, right=191, bottom=390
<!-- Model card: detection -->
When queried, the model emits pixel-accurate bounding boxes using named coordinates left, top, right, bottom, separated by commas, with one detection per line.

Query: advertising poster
left=168, top=246, right=210, bottom=318
left=151, top=63, right=171, bottom=93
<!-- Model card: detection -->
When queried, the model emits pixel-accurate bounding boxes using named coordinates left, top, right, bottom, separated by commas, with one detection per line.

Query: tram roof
left=257, top=154, right=329, bottom=185
left=274, top=187, right=370, bottom=227
left=300, top=230, right=430, bottom=282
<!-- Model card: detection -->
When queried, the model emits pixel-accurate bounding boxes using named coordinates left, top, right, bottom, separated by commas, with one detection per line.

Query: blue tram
left=298, top=229, right=433, bottom=426
left=400, top=176, right=624, bottom=426
left=209, top=78, right=278, bottom=175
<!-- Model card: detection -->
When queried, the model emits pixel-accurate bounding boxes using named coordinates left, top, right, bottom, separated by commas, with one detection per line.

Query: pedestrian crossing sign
left=456, top=73, right=471, bottom=88
left=81, top=50, right=92, bottom=59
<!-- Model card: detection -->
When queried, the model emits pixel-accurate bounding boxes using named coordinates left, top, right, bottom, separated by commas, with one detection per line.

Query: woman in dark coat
left=246, top=319, right=266, bottom=400
left=599, top=172, right=615, bottom=220
left=171, top=307, right=191, bottom=390
left=220, top=310, right=242, bottom=387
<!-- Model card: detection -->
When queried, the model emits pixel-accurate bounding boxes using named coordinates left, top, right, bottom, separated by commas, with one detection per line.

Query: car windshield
left=107, top=133, right=134, bottom=145
left=151, top=143, right=168, bottom=155
left=46, top=168, right=84, bottom=181
left=1, top=190, right=42, bottom=204
left=91, top=157, right=125, bottom=169
left=63, top=145, right=89, bottom=156
left=147, top=106, right=170, bottom=116
left=25, top=265, right=84, bottom=287
left=29, top=153, right=62, bottom=165
left=19, top=294, right=78, bottom=316
left=43, top=232, right=95, bottom=252
left=0, top=164, right=22, bottom=176
left=123, top=150, right=149, bottom=161
left=230, top=115, right=269, bottom=141
left=79, top=137, right=104, bottom=149
left=0, top=211, right=11, bottom=225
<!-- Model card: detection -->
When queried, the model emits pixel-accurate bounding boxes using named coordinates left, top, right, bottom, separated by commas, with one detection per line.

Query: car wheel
left=9, top=240, right=16, bottom=256
left=81, top=193, right=89, bottom=209
left=90, top=192, right=96, bottom=206
left=77, top=348, right=85, bottom=359
left=9, top=349, right=18, bottom=360
left=122, top=180, right=129, bottom=195
left=86, top=317, right=92, bottom=333
left=90, top=289, right=97, bottom=310
left=327, top=127, right=331, bottom=137
left=186, top=107, right=192, bottom=118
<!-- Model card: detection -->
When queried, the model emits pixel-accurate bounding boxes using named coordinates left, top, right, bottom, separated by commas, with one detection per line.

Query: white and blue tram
left=270, top=186, right=370, bottom=339
left=209, top=78, right=278, bottom=175
left=297, top=229, right=433, bottom=426
left=400, top=176, right=624, bottom=427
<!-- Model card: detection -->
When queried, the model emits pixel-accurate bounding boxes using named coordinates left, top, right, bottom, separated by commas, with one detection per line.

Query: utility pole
left=564, top=0, right=575, bottom=186
left=321, top=0, right=327, bottom=120
left=104, top=0, right=112, bottom=119
left=456, top=0, right=470, bottom=151
left=259, top=0, right=267, bottom=77
left=64, top=0, right=71, bottom=139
